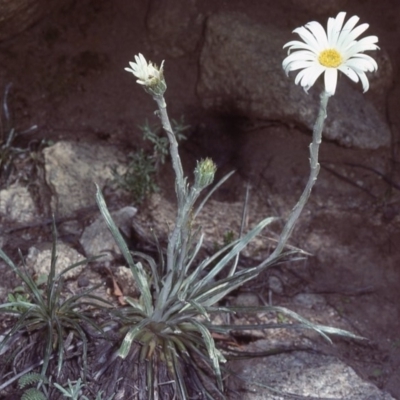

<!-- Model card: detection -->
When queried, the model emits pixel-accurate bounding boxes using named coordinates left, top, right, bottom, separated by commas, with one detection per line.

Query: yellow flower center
left=318, top=49, right=343, bottom=68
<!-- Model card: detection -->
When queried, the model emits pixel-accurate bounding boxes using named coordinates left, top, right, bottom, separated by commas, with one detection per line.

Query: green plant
left=18, top=373, right=48, bottom=400
left=0, top=83, right=38, bottom=185
left=93, top=53, right=366, bottom=399
left=54, top=378, right=115, bottom=400
left=21, top=388, right=47, bottom=400
left=113, top=116, right=188, bottom=203
left=113, top=148, right=158, bottom=204
left=0, top=222, right=111, bottom=383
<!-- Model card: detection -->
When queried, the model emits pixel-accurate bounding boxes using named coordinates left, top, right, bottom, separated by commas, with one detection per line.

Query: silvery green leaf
left=193, top=170, right=235, bottom=219
left=190, top=217, right=277, bottom=297
left=118, top=318, right=149, bottom=359
left=124, top=296, right=146, bottom=314
left=96, top=185, right=153, bottom=314
left=132, top=251, right=160, bottom=293
left=190, top=320, right=223, bottom=389
left=181, top=300, right=210, bottom=321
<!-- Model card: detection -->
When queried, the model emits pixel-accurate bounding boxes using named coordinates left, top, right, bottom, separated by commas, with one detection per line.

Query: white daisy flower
left=282, top=12, right=379, bottom=96
left=125, top=53, right=166, bottom=94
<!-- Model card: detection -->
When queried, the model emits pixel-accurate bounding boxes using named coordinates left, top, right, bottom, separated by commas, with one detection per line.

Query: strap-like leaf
left=190, top=320, right=224, bottom=390
left=118, top=318, right=149, bottom=359
left=190, top=217, right=277, bottom=297
left=96, top=185, right=153, bottom=314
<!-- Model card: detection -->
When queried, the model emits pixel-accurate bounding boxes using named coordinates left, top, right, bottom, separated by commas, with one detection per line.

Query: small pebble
left=77, top=276, right=90, bottom=288
left=268, top=275, right=284, bottom=294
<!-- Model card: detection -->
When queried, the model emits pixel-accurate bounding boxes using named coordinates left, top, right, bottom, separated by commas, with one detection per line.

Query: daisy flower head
left=282, top=12, right=379, bottom=96
left=125, top=53, right=166, bottom=96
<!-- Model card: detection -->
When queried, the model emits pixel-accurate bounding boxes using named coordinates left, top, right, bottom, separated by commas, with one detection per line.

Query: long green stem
left=266, top=91, right=329, bottom=263
left=154, top=95, right=186, bottom=205
left=153, top=95, right=187, bottom=274
left=152, top=95, right=192, bottom=315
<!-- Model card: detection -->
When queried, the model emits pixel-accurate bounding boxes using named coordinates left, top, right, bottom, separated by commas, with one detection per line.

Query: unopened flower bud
left=194, top=158, right=217, bottom=189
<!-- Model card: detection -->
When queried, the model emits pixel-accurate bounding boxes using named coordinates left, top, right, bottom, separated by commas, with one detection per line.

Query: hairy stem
left=266, top=91, right=330, bottom=262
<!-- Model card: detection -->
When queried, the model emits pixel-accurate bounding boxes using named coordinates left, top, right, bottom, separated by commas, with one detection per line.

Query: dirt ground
left=0, top=0, right=400, bottom=398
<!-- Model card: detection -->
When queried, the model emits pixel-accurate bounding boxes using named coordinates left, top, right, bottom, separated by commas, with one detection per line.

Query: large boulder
left=146, top=0, right=204, bottom=57
left=197, top=12, right=391, bottom=149
left=0, top=0, right=67, bottom=41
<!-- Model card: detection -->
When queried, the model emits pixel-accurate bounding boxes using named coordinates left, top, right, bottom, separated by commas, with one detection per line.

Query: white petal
left=294, top=64, right=324, bottom=91
left=341, top=15, right=360, bottom=32
left=282, top=50, right=316, bottom=71
left=293, top=26, right=324, bottom=52
left=338, top=23, right=369, bottom=49
left=352, top=68, right=370, bottom=92
left=328, top=12, right=346, bottom=46
left=344, top=36, right=379, bottom=56
left=336, top=15, right=360, bottom=47
left=301, top=65, right=325, bottom=90
left=343, top=63, right=370, bottom=91
left=283, top=40, right=318, bottom=54
left=137, top=53, right=147, bottom=65
left=285, top=61, right=315, bottom=75
left=324, top=68, right=338, bottom=95
left=294, top=68, right=309, bottom=85
left=283, top=50, right=316, bottom=63
left=338, top=65, right=359, bottom=83
left=284, top=60, right=316, bottom=72
left=345, top=57, right=377, bottom=73
left=305, top=21, right=329, bottom=48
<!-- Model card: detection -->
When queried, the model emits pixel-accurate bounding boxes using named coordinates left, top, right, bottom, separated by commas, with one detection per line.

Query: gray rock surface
left=43, top=141, right=126, bottom=217
left=146, top=0, right=204, bottom=57
left=26, top=242, right=86, bottom=279
left=197, top=12, right=391, bottom=149
left=229, top=343, right=394, bottom=399
left=80, top=206, right=137, bottom=260
left=115, top=265, right=140, bottom=298
left=0, top=183, right=37, bottom=223
left=289, top=0, right=348, bottom=15
left=0, top=0, right=66, bottom=41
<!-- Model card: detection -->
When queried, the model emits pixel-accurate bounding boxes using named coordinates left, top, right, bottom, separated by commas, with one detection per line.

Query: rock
left=367, top=49, right=394, bottom=114
left=114, top=266, right=139, bottom=298
left=289, top=0, right=348, bottom=15
left=293, top=293, right=326, bottom=309
left=43, top=141, right=126, bottom=217
left=269, top=275, right=284, bottom=295
left=229, top=344, right=395, bottom=399
left=80, top=206, right=138, bottom=261
left=197, top=12, right=391, bottom=149
left=0, top=0, right=67, bottom=41
left=26, top=242, right=86, bottom=280
left=146, top=0, right=204, bottom=57
left=232, top=292, right=260, bottom=308
left=0, top=284, right=7, bottom=304
left=0, top=183, right=37, bottom=223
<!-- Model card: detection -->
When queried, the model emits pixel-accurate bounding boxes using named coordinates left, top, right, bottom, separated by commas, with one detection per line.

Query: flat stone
left=0, top=183, right=37, bottom=223
left=79, top=206, right=137, bottom=261
left=26, top=242, right=86, bottom=280
left=229, top=344, right=395, bottom=399
left=43, top=141, right=126, bottom=217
